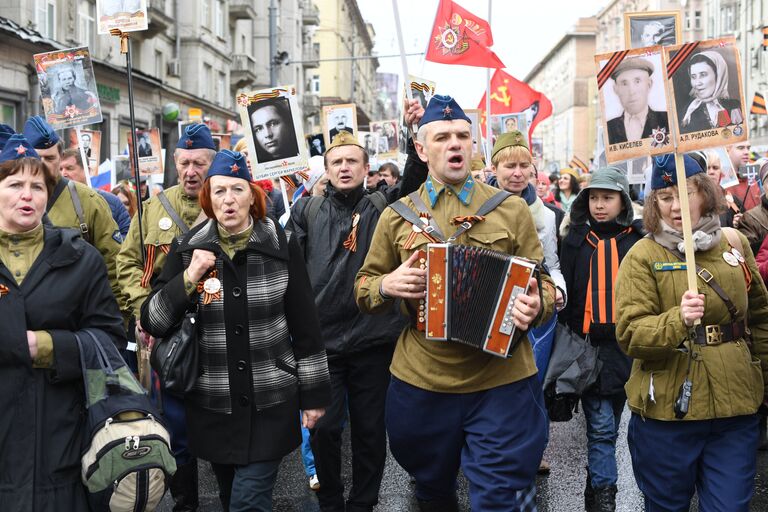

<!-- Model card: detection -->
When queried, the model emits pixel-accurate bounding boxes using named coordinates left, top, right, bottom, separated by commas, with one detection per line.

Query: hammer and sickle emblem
left=490, top=85, right=511, bottom=107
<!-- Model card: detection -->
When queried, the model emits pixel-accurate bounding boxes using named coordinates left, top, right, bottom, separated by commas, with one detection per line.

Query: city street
left=159, top=408, right=768, bottom=511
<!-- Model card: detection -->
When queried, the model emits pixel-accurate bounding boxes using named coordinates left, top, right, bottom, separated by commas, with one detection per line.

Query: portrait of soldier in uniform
left=248, top=96, right=300, bottom=163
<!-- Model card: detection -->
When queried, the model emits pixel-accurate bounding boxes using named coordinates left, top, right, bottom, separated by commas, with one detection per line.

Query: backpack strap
left=157, top=191, right=190, bottom=234
left=300, top=196, right=326, bottom=234
left=67, top=180, right=90, bottom=243
left=47, top=176, right=68, bottom=210
left=367, top=191, right=387, bottom=213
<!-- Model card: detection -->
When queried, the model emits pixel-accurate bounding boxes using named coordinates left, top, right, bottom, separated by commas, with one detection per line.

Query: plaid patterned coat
left=142, top=217, right=330, bottom=416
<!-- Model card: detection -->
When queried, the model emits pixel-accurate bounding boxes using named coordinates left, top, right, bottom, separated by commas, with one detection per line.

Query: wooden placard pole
left=672, top=152, right=700, bottom=326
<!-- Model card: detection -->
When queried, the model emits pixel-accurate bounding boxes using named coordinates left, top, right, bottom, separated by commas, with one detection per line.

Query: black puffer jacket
left=560, top=218, right=644, bottom=396
left=286, top=140, right=427, bottom=356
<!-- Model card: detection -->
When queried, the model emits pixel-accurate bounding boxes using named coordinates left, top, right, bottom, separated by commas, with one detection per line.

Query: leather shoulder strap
left=722, top=227, right=745, bottom=255
left=47, top=177, right=68, bottom=210
left=67, top=180, right=90, bottom=243
left=158, top=191, right=190, bottom=234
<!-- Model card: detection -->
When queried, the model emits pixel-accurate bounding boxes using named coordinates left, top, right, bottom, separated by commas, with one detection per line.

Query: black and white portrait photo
left=138, top=132, right=152, bottom=157
left=596, top=47, right=671, bottom=162
left=34, top=47, right=103, bottom=129
left=322, top=104, right=358, bottom=147
left=237, top=86, right=309, bottom=179
left=358, top=132, right=378, bottom=158
left=624, top=11, right=681, bottom=49
left=671, top=48, right=744, bottom=134
left=308, top=133, right=326, bottom=156
left=80, top=132, right=93, bottom=158
left=247, top=96, right=300, bottom=164
left=370, top=120, right=398, bottom=155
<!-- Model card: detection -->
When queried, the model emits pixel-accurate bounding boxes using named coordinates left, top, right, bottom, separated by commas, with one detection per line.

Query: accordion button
left=237, top=360, right=247, bottom=371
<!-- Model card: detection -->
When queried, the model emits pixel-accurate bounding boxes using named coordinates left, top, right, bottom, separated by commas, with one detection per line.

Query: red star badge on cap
left=442, top=105, right=453, bottom=118
left=230, top=163, right=240, bottom=174
left=185, top=139, right=193, bottom=148
left=662, top=172, right=673, bottom=184
left=15, top=144, right=26, bottom=156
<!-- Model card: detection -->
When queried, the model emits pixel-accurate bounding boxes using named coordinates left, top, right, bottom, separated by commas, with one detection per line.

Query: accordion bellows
left=424, top=243, right=536, bottom=358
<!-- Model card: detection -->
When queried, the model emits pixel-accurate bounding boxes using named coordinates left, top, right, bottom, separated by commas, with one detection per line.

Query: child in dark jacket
left=559, top=167, right=644, bottom=512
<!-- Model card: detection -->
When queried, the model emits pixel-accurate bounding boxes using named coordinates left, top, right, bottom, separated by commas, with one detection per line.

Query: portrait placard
left=322, top=104, right=357, bottom=146
left=624, top=11, right=682, bottom=49
left=34, top=47, right=102, bottom=130
left=664, top=37, right=748, bottom=153
left=369, top=120, right=399, bottom=159
left=97, top=0, right=148, bottom=34
left=127, top=127, right=163, bottom=175
left=595, top=46, right=673, bottom=163
left=407, top=75, right=436, bottom=110
left=67, top=129, right=101, bottom=177
left=211, top=133, right=232, bottom=151
left=237, top=85, right=308, bottom=179
left=702, top=147, right=739, bottom=188
left=530, top=137, right=543, bottom=163
left=464, top=109, right=482, bottom=156
left=307, top=133, right=326, bottom=157
left=357, top=131, right=379, bottom=159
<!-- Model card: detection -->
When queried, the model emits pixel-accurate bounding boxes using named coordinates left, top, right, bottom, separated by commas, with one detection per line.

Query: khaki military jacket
left=48, top=178, right=123, bottom=311
left=117, top=185, right=203, bottom=319
left=355, top=176, right=554, bottom=393
left=615, top=232, right=768, bottom=421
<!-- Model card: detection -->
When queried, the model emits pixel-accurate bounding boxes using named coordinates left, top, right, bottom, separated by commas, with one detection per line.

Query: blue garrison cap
left=651, top=154, right=704, bottom=190
left=206, top=150, right=252, bottom=182
left=418, top=95, right=472, bottom=128
left=0, top=124, right=15, bottom=149
left=177, top=123, right=216, bottom=150
left=23, top=115, right=60, bottom=149
left=0, top=134, right=40, bottom=163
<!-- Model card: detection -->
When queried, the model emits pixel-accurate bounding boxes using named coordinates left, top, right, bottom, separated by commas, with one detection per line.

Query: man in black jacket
left=286, top=102, right=425, bottom=512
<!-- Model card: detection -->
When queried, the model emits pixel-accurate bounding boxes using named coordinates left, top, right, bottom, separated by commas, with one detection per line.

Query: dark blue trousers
left=162, top=391, right=193, bottom=464
left=386, top=375, right=548, bottom=511
left=627, top=413, right=759, bottom=512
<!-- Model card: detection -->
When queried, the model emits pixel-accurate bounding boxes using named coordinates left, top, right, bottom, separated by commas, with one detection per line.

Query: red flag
left=478, top=69, right=553, bottom=141
left=425, top=0, right=505, bottom=69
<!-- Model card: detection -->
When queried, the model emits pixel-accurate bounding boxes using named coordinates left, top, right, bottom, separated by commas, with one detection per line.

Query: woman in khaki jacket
left=615, top=154, right=768, bottom=511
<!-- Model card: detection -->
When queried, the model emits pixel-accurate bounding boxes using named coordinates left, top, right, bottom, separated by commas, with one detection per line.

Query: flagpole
left=392, top=0, right=419, bottom=136
left=484, top=0, right=493, bottom=164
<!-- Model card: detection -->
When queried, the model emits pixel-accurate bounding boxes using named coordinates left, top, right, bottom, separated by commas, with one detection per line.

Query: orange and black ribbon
left=597, top=50, right=630, bottom=89
left=451, top=215, right=486, bottom=226
left=343, top=213, right=361, bottom=252
left=140, top=244, right=171, bottom=288
left=582, top=228, right=632, bottom=334
left=667, top=41, right=701, bottom=78
left=403, top=213, right=441, bottom=250
left=196, top=269, right=222, bottom=305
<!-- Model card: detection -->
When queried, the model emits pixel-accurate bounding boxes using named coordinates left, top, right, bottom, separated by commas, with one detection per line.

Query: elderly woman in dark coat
left=0, top=134, right=126, bottom=511
left=141, top=150, right=331, bottom=511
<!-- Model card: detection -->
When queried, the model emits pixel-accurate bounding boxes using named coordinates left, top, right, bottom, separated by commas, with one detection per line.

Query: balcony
left=303, top=94, right=321, bottom=116
left=302, top=45, right=320, bottom=68
left=145, top=0, right=174, bottom=37
left=229, top=0, right=257, bottom=21
left=231, top=54, right=258, bottom=88
left=302, top=2, right=320, bottom=26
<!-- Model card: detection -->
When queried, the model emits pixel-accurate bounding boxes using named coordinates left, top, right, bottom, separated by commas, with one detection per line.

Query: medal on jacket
left=197, top=270, right=222, bottom=305
left=731, top=248, right=745, bottom=263
left=0, top=284, right=8, bottom=299
left=158, top=217, right=173, bottom=230
left=723, top=251, right=739, bottom=267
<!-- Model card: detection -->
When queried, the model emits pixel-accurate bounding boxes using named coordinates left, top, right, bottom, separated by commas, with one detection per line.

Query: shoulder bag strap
left=407, top=191, right=446, bottom=241
left=67, top=180, right=90, bottom=243
left=158, top=191, right=190, bottom=234
left=47, top=177, right=68, bottom=210
left=367, top=191, right=388, bottom=213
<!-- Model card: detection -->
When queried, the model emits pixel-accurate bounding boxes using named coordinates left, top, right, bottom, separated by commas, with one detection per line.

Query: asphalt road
left=159, top=408, right=768, bottom=511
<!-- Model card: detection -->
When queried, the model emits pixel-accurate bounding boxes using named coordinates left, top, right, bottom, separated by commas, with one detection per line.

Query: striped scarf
left=582, top=227, right=633, bottom=335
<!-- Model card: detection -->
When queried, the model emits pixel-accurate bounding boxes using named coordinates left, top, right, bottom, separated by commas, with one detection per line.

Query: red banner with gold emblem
left=476, top=69, right=553, bottom=141
left=424, top=0, right=505, bottom=69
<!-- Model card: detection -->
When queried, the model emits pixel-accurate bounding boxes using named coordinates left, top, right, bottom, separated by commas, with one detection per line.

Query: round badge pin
left=733, top=126, right=743, bottom=136
left=721, top=128, right=732, bottom=139
left=723, top=251, right=739, bottom=266
left=412, top=224, right=423, bottom=233
left=732, top=248, right=745, bottom=263
left=203, top=277, right=222, bottom=294
left=158, top=217, right=173, bottom=231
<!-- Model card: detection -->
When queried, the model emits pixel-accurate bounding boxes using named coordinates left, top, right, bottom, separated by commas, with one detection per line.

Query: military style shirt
left=355, top=174, right=555, bottom=393
left=117, top=185, right=204, bottom=319
left=48, top=178, right=124, bottom=312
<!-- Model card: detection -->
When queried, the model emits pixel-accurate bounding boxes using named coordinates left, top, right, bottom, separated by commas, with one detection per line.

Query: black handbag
left=150, top=311, right=199, bottom=395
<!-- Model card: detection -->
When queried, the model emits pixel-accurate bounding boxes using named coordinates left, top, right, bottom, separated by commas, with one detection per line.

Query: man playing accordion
left=355, top=95, right=555, bottom=512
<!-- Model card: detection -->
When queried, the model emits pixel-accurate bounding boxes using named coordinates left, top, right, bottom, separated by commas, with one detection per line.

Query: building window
left=78, top=1, right=95, bottom=48
left=155, top=50, right=163, bottom=79
left=36, top=0, right=56, bottom=39
left=214, top=0, right=225, bottom=38
left=721, top=4, right=737, bottom=33
left=311, top=75, right=320, bottom=94
left=217, top=72, right=226, bottom=105
left=203, top=64, right=213, bottom=99
left=0, top=101, right=17, bottom=129
left=694, top=10, right=702, bottom=30
left=201, top=0, right=210, bottom=27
